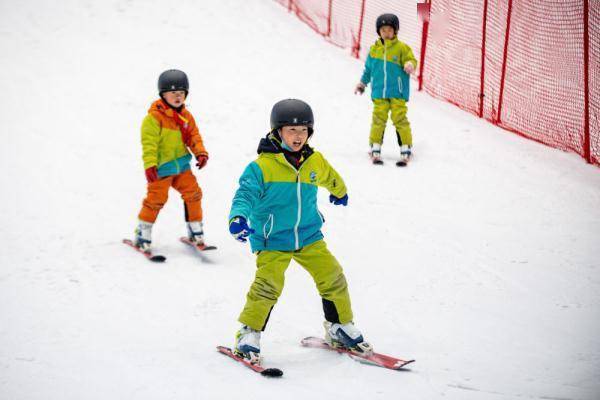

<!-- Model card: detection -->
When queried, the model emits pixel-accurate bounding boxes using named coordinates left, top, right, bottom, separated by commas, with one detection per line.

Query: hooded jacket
left=229, top=133, right=347, bottom=252
left=140, top=99, right=207, bottom=178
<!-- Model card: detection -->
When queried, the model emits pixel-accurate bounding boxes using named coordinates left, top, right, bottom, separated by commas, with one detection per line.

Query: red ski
left=179, top=237, right=217, bottom=251
left=301, top=336, right=414, bottom=370
left=216, top=346, right=283, bottom=377
left=122, top=239, right=166, bottom=262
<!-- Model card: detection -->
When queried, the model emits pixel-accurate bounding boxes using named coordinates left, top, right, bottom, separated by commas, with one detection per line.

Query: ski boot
left=370, top=143, right=383, bottom=165
left=134, top=220, right=153, bottom=253
left=397, top=145, right=412, bottom=167
left=186, top=221, right=205, bottom=246
left=324, top=321, right=373, bottom=355
left=234, top=325, right=261, bottom=364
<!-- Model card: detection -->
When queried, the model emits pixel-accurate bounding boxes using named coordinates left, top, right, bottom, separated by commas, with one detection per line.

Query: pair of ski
left=370, top=152, right=409, bottom=167
left=217, top=336, right=414, bottom=378
left=122, top=237, right=216, bottom=262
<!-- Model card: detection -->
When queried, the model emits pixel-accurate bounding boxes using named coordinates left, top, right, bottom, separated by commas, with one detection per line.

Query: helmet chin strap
left=276, top=129, right=293, bottom=151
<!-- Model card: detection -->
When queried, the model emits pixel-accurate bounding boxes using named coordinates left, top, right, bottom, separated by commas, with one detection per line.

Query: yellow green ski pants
left=238, top=240, right=354, bottom=331
left=369, top=98, right=413, bottom=147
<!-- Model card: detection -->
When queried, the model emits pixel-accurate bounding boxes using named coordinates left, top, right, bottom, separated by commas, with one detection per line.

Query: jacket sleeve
left=401, top=43, right=418, bottom=69
left=141, top=114, right=160, bottom=169
left=360, top=54, right=373, bottom=85
left=229, top=162, right=265, bottom=221
left=317, top=154, right=347, bottom=198
left=187, top=114, right=207, bottom=156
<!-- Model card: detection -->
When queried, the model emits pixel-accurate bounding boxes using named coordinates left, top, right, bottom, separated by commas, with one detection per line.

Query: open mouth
left=293, top=141, right=302, bottom=147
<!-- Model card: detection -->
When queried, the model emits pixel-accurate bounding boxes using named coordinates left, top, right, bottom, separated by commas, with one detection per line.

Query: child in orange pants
left=134, top=69, right=209, bottom=252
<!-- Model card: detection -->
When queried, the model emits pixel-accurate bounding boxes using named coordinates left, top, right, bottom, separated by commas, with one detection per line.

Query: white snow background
left=1, top=1, right=599, bottom=399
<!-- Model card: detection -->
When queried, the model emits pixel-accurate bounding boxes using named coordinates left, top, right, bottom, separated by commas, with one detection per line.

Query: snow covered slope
left=1, top=1, right=599, bottom=399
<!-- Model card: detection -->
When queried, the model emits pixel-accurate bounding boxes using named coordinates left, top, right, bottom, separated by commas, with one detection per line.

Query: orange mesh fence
left=275, top=0, right=598, bottom=166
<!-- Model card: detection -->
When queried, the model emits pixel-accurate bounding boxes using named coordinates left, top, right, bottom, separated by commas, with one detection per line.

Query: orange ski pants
left=138, top=169, right=203, bottom=223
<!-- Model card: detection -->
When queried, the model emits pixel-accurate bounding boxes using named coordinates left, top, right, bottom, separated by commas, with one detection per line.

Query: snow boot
left=324, top=321, right=373, bottom=354
left=370, top=143, right=383, bottom=165
left=399, top=145, right=412, bottom=162
left=234, top=325, right=261, bottom=364
left=186, top=221, right=204, bottom=245
left=134, top=220, right=153, bottom=253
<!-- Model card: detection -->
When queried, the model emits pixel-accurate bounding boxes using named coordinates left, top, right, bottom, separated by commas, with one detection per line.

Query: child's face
left=163, top=90, right=186, bottom=108
left=280, top=125, right=309, bottom=152
left=379, top=25, right=396, bottom=40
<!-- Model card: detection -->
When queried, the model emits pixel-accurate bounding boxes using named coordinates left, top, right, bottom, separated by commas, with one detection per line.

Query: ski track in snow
left=0, top=1, right=599, bottom=399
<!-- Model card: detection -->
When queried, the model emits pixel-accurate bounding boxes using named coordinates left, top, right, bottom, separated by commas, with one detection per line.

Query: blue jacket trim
left=157, top=154, right=192, bottom=178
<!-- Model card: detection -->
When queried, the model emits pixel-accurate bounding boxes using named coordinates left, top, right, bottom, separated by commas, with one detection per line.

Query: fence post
left=417, top=1, right=431, bottom=92
left=496, top=0, right=513, bottom=124
left=478, top=0, right=489, bottom=118
left=326, top=0, right=333, bottom=37
left=583, top=0, right=591, bottom=163
left=353, top=0, right=367, bottom=58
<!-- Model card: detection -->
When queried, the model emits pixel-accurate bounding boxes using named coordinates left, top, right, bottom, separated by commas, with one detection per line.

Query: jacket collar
left=257, top=132, right=314, bottom=168
left=377, top=36, right=398, bottom=47
left=149, top=99, right=186, bottom=117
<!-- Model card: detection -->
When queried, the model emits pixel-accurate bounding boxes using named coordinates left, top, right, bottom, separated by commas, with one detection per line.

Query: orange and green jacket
left=141, top=99, right=207, bottom=178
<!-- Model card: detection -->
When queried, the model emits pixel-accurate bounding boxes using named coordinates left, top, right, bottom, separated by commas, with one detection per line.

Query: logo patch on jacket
left=393, top=55, right=398, bottom=62
left=310, top=171, right=317, bottom=183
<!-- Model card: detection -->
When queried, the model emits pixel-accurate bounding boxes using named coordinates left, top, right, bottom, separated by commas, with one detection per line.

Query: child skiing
left=227, top=99, right=372, bottom=365
left=132, top=69, right=210, bottom=253
left=355, top=13, right=417, bottom=166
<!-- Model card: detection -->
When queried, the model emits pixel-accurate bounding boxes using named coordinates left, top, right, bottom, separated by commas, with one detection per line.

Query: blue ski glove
left=229, top=216, right=255, bottom=242
left=329, top=193, right=348, bottom=206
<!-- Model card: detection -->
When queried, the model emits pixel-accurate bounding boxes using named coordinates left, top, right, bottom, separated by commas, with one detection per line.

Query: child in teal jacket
left=228, top=99, right=372, bottom=364
left=355, top=13, right=417, bottom=165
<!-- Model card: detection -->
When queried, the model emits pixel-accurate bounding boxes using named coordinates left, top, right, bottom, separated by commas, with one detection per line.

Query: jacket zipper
left=281, top=157, right=305, bottom=250
left=294, top=173, right=302, bottom=250
left=383, top=40, right=388, bottom=98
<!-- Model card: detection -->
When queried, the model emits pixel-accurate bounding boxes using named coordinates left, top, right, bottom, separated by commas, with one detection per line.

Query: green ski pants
left=369, top=98, right=413, bottom=147
left=238, top=240, right=354, bottom=331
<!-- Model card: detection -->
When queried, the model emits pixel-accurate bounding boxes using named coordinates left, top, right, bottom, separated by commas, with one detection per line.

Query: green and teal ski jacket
left=360, top=37, right=417, bottom=100
left=229, top=134, right=347, bottom=252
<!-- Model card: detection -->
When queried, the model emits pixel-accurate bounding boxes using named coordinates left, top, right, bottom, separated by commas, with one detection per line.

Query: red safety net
left=275, top=0, right=599, bottom=166
left=590, top=3, right=600, bottom=165
left=274, top=0, right=422, bottom=67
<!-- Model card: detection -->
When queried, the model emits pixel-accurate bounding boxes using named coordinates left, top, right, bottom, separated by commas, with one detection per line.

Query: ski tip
left=181, top=237, right=217, bottom=251
left=261, top=368, right=284, bottom=377
left=394, top=359, right=416, bottom=369
left=217, top=345, right=230, bottom=352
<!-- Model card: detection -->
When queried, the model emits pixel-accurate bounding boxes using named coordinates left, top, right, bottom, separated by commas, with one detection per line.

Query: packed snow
left=1, top=1, right=599, bottom=399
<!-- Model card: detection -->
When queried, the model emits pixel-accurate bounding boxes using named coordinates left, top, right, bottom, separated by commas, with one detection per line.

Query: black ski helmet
left=376, top=13, right=399, bottom=35
left=270, top=99, right=314, bottom=135
left=158, top=69, right=189, bottom=95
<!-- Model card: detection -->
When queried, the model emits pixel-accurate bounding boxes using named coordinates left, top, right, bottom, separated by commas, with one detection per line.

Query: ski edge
left=216, top=346, right=283, bottom=377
